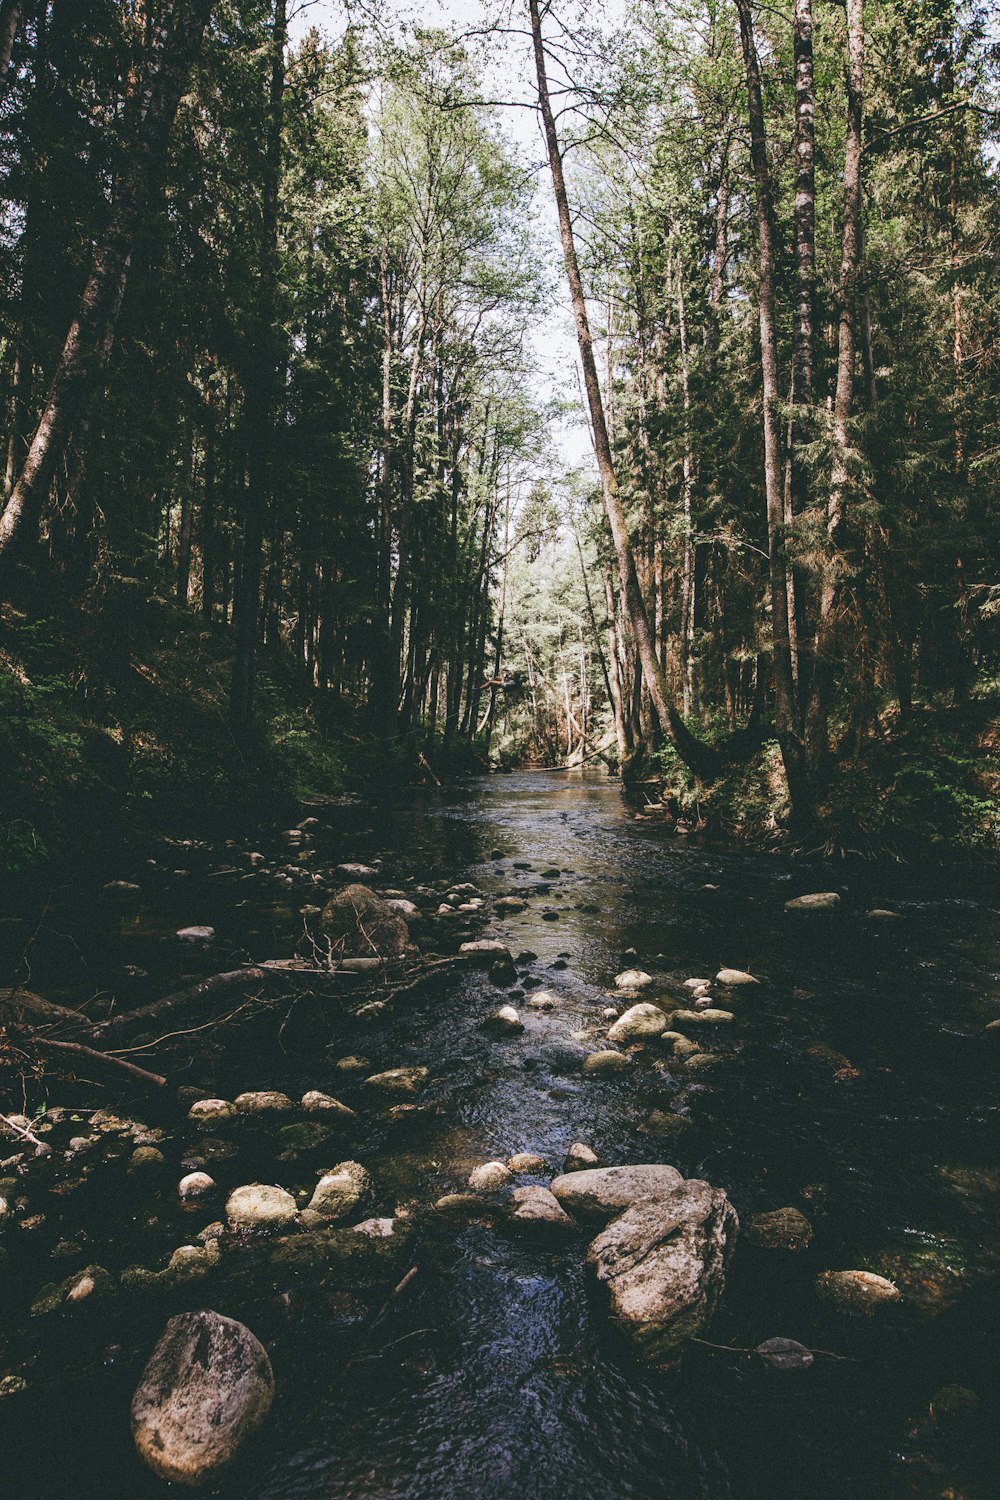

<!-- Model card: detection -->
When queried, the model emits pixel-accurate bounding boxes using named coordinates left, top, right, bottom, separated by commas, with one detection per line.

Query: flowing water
left=2, top=770, right=999, bottom=1498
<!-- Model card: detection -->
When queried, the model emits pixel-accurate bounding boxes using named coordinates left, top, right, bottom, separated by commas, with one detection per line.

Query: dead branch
left=90, top=967, right=271, bottom=1041
left=34, top=1037, right=167, bottom=1089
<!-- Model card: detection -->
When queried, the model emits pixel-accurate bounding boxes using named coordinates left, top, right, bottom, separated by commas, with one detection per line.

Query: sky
left=288, top=0, right=600, bottom=476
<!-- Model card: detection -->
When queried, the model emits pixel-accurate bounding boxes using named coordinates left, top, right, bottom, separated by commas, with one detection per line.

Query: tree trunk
left=528, top=0, right=718, bottom=780
left=0, top=0, right=214, bottom=564
left=736, top=0, right=809, bottom=815
left=231, top=0, right=284, bottom=730
left=804, top=0, right=864, bottom=771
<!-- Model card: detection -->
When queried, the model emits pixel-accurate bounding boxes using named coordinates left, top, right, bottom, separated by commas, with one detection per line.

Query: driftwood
left=90, top=967, right=270, bottom=1041
left=34, top=1037, right=167, bottom=1089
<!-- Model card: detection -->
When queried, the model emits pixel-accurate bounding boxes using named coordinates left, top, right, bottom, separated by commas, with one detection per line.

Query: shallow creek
left=1, top=770, right=999, bottom=1498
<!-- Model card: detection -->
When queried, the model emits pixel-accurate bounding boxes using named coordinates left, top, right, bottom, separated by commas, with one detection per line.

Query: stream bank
left=1, top=770, right=999, bottom=1498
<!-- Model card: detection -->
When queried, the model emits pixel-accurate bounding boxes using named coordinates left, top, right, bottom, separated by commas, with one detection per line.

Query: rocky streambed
left=1, top=771, right=999, bottom=1498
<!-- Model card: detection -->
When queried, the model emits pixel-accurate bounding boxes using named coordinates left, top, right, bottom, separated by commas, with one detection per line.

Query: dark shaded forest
left=1, top=0, right=999, bottom=872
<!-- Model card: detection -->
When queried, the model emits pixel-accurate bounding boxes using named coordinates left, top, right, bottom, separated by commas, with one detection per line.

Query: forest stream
left=1, top=771, right=999, bottom=1498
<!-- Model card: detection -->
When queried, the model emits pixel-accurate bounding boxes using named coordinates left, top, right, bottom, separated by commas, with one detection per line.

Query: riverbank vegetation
left=1, top=0, right=998, bottom=868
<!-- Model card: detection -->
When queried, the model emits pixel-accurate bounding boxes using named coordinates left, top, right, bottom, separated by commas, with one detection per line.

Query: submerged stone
left=815, top=1269, right=901, bottom=1315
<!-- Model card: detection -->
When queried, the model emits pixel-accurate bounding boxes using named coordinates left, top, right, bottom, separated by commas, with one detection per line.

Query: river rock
left=385, top=898, right=420, bottom=918
left=102, top=880, right=141, bottom=902
left=528, top=991, right=557, bottom=1010
left=510, top=1185, right=576, bottom=1232
left=715, top=969, right=759, bottom=986
left=460, top=939, right=513, bottom=964
left=364, top=1066, right=428, bottom=1098
left=608, top=1003, right=667, bottom=1044
left=564, top=1142, right=599, bottom=1172
left=235, top=1091, right=294, bottom=1116
left=670, top=1007, right=734, bottom=1025
left=32, top=1264, right=114, bottom=1315
left=551, top=1164, right=684, bottom=1220
left=226, top=1184, right=298, bottom=1230
left=815, top=1269, right=901, bottom=1314
left=307, top=1161, right=372, bottom=1221
left=469, top=1161, right=513, bottom=1191
left=131, top=1311, right=274, bottom=1486
left=785, top=892, right=840, bottom=913
left=644, top=1109, right=694, bottom=1137
left=747, top=1207, right=813, bottom=1251
left=684, top=978, right=711, bottom=991
left=129, top=1146, right=166, bottom=1174
left=434, top=1193, right=494, bottom=1219
left=335, top=1055, right=371, bottom=1074
left=485, top=1005, right=524, bottom=1035
left=614, top=969, right=653, bottom=990
left=188, top=1098, right=236, bottom=1128
left=495, top=896, right=527, bottom=913
left=179, top=1171, right=216, bottom=1202
left=176, top=925, right=215, bottom=944
left=301, top=1091, right=355, bottom=1118
left=756, top=1337, right=815, bottom=1372
left=320, top=884, right=409, bottom=959
left=507, top=1152, right=546, bottom=1173
left=582, top=1049, right=629, bottom=1076
left=671, top=1036, right=701, bottom=1058
left=867, top=908, right=900, bottom=922
left=586, top=1179, right=738, bottom=1361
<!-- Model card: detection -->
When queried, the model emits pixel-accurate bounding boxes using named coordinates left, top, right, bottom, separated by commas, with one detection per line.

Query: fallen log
left=0, top=986, right=89, bottom=1030
left=35, top=1037, right=167, bottom=1089
left=90, top=967, right=271, bottom=1041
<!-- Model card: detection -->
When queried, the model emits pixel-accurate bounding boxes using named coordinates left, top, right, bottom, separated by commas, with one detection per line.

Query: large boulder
left=131, top=1311, right=274, bottom=1486
left=550, top=1164, right=684, bottom=1220
left=320, top=884, right=409, bottom=959
left=586, top=1179, right=738, bottom=1361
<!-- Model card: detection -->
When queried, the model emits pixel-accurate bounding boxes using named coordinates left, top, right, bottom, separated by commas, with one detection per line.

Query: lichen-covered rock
left=131, top=1311, right=274, bottom=1486
left=586, top=1179, right=738, bottom=1361
left=306, top=1161, right=372, bottom=1221
left=234, top=1091, right=294, bottom=1116
left=364, top=1066, right=428, bottom=1099
left=301, top=1091, right=354, bottom=1118
left=815, top=1269, right=901, bottom=1315
left=608, top=1003, right=667, bottom=1044
left=187, top=1099, right=236, bottom=1128
left=320, top=884, right=409, bottom=959
left=551, top=1164, right=683, bottom=1220
left=747, top=1207, right=813, bottom=1252
left=226, top=1184, right=298, bottom=1230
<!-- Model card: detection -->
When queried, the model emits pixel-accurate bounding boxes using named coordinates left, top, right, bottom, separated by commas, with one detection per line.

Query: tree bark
left=231, top=0, right=285, bottom=729
left=0, top=0, right=214, bottom=564
left=736, top=0, right=808, bottom=814
left=528, top=0, right=718, bottom=780
left=804, top=0, right=864, bottom=770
